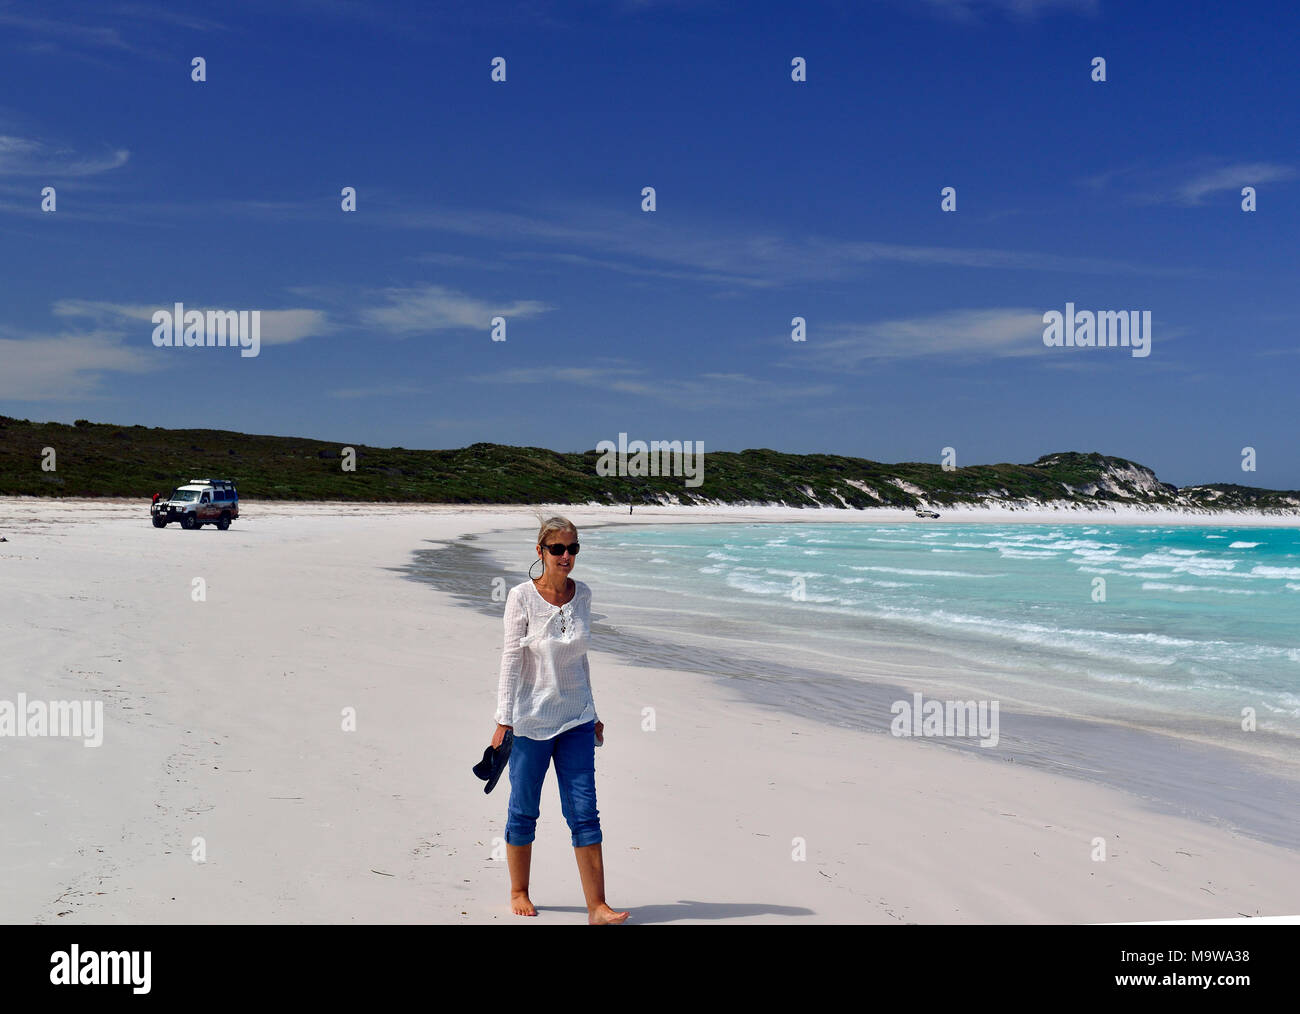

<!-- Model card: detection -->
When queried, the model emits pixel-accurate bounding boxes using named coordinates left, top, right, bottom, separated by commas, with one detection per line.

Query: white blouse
left=495, top=578, right=599, bottom=740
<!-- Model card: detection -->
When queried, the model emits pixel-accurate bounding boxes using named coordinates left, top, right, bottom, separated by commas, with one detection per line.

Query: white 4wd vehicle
left=152, top=478, right=239, bottom=530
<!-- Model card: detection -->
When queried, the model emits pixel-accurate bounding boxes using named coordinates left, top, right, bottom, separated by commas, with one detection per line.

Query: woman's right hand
left=491, top=723, right=512, bottom=749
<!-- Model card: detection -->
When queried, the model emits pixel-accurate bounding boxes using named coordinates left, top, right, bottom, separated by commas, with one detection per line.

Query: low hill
left=1, top=416, right=1297, bottom=513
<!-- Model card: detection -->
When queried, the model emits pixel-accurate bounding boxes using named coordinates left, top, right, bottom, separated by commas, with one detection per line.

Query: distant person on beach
left=492, top=515, right=629, bottom=924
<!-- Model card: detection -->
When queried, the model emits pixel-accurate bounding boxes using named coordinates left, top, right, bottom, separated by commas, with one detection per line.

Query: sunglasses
left=542, top=542, right=580, bottom=556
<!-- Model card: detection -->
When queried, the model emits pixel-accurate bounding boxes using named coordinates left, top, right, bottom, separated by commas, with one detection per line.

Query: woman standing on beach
left=492, top=516, right=630, bottom=924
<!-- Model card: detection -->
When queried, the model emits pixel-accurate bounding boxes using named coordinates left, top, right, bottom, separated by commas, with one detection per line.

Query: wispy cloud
left=29, top=187, right=1187, bottom=281
left=788, top=307, right=1051, bottom=368
left=0, top=135, right=129, bottom=177
left=472, top=361, right=835, bottom=409
left=53, top=299, right=331, bottom=346
left=0, top=295, right=336, bottom=400
left=904, top=0, right=1099, bottom=21
left=5, top=291, right=338, bottom=402
left=113, top=2, right=228, bottom=32
left=256, top=310, right=332, bottom=345
left=0, top=327, right=159, bottom=400
left=786, top=306, right=1190, bottom=371
left=359, top=284, right=550, bottom=335
left=1174, top=163, right=1294, bottom=206
left=1082, top=159, right=1295, bottom=206
left=329, top=381, right=434, bottom=399
left=0, top=11, right=138, bottom=53
left=0, top=3, right=222, bottom=59
left=415, top=251, right=514, bottom=272
left=372, top=199, right=1192, bottom=284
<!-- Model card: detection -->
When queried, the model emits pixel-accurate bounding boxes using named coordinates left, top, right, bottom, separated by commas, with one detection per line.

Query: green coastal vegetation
left=1, top=415, right=1296, bottom=513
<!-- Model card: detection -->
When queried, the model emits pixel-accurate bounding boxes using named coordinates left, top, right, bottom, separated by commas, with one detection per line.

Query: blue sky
left=1, top=0, right=1297, bottom=489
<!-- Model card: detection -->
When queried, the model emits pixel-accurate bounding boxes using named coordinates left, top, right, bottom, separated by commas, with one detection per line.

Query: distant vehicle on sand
left=152, top=478, right=239, bottom=530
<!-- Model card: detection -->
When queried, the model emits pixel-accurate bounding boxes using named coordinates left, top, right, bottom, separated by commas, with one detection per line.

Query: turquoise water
left=554, top=522, right=1300, bottom=745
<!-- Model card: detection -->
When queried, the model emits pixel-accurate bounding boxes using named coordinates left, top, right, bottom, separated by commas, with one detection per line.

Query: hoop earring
left=529, top=557, right=543, bottom=580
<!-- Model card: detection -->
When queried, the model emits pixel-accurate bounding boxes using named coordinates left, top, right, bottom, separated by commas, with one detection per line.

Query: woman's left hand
left=594, top=721, right=604, bottom=746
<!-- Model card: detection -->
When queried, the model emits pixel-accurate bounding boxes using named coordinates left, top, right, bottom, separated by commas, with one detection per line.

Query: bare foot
left=511, top=891, right=537, bottom=916
left=588, top=903, right=630, bottom=925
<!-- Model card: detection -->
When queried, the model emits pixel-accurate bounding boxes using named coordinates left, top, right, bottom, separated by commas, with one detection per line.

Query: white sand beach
left=2, top=497, right=1298, bottom=924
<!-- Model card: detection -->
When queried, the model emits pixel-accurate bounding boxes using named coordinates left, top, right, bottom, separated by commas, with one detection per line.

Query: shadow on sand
left=521, top=900, right=816, bottom=924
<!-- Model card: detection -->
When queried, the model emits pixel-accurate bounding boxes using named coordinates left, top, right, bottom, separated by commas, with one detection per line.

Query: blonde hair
left=535, top=514, right=578, bottom=547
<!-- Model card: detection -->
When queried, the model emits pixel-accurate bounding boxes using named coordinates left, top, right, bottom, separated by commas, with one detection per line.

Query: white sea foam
left=849, top=565, right=999, bottom=578
left=1141, top=582, right=1259, bottom=596
left=867, top=606, right=1207, bottom=666
left=724, top=573, right=784, bottom=595
left=1072, top=548, right=1123, bottom=561
left=1190, top=676, right=1273, bottom=697
left=1120, top=552, right=1236, bottom=574
left=1076, top=566, right=1175, bottom=579
left=1230, top=541, right=1262, bottom=549
left=1250, top=566, right=1300, bottom=580
left=1086, top=671, right=1188, bottom=693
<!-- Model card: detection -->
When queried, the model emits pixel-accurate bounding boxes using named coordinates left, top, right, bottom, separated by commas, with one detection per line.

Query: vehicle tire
left=152, top=517, right=167, bottom=528
left=217, top=513, right=231, bottom=531
left=181, top=514, right=198, bottom=530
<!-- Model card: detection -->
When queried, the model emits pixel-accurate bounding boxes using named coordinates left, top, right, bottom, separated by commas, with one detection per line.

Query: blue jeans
left=505, top=719, right=602, bottom=848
